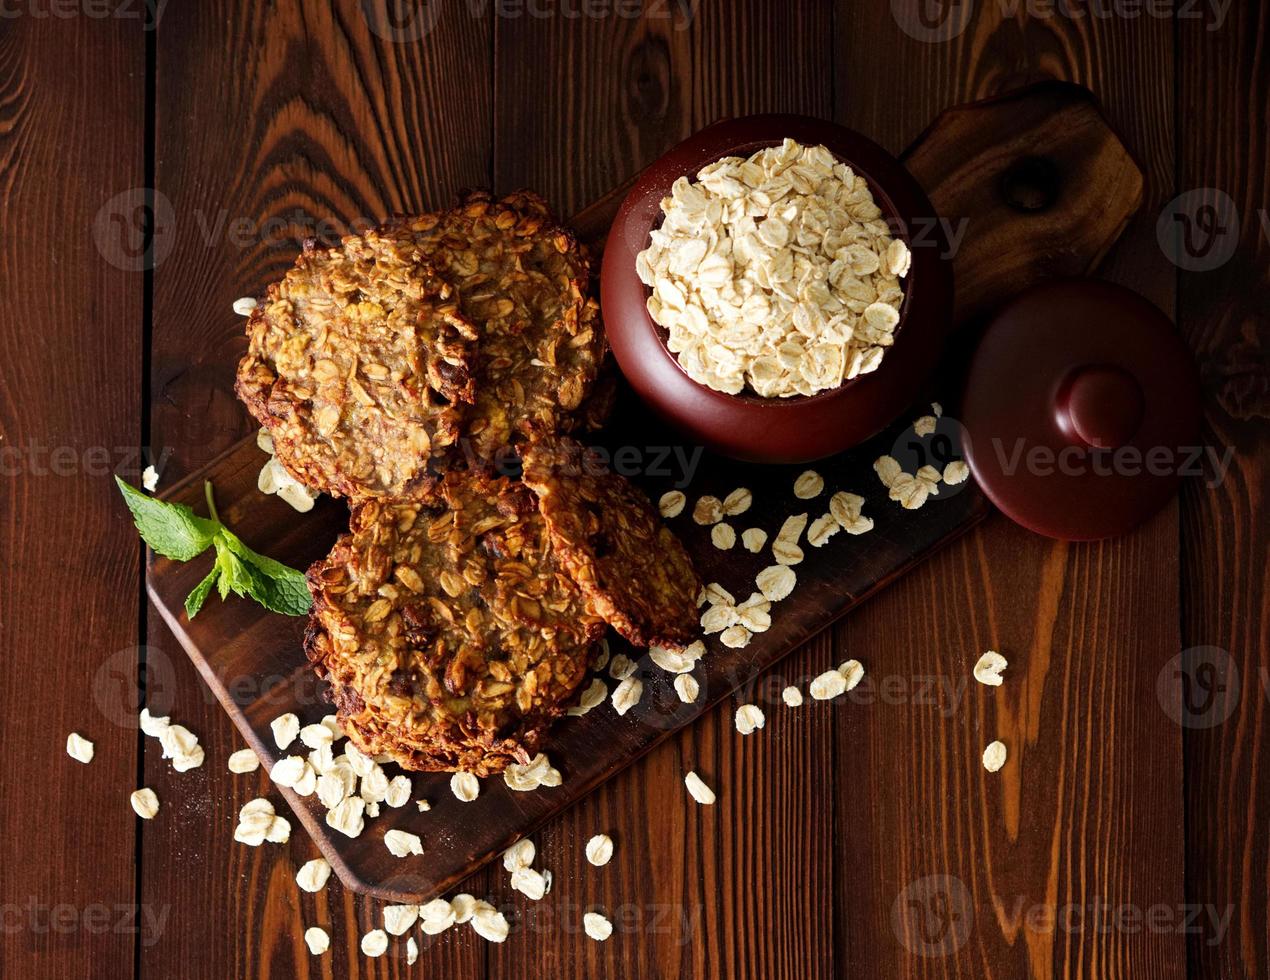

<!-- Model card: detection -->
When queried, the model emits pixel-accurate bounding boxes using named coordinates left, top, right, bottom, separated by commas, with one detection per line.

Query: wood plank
left=1177, top=1, right=1270, bottom=975
left=489, top=6, right=830, bottom=979
left=833, top=3, right=1184, bottom=978
left=145, top=2, right=493, bottom=977
left=0, top=13, right=144, bottom=980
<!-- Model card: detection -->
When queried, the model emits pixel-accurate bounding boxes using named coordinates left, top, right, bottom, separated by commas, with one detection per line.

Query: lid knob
left=1056, top=365, right=1144, bottom=449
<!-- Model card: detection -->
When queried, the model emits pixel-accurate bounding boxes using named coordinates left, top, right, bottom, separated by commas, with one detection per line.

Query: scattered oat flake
left=734, top=704, right=765, bottom=735
left=838, top=659, right=865, bottom=691
left=808, top=513, right=839, bottom=547
left=659, top=490, right=686, bottom=518
left=692, top=495, right=723, bottom=525
left=611, top=676, right=644, bottom=716
left=722, top=487, right=753, bottom=515
left=703, top=582, right=736, bottom=606
left=720, top=625, right=752, bottom=649
left=227, top=748, right=260, bottom=774
left=983, top=740, right=1008, bottom=773
left=873, top=455, right=902, bottom=488
left=325, top=797, right=365, bottom=838
left=756, top=564, right=796, bottom=601
left=711, top=522, right=737, bottom=550
left=583, top=912, right=613, bottom=942
left=684, top=771, right=715, bottom=805
left=270, top=713, right=300, bottom=750
left=782, top=686, right=803, bottom=707
left=586, top=834, right=614, bottom=866
left=974, top=651, right=1008, bottom=686
left=296, top=858, right=331, bottom=893
left=232, top=296, right=258, bottom=316
left=502, top=838, right=536, bottom=871
left=383, top=904, right=419, bottom=935
left=777, top=512, right=808, bottom=543
left=141, top=465, right=159, bottom=491
left=385, top=775, right=412, bottom=808
left=450, top=772, right=480, bottom=802
left=913, top=414, right=937, bottom=437
left=932, top=401, right=943, bottom=417
left=66, top=733, right=94, bottom=764
left=406, top=936, right=419, bottom=965
left=511, top=866, right=550, bottom=901
left=450, top=894, right=478, bottom=924
left=304, top=927, right=330, bottom=955
left=360, top=929, right=389, bottom=958
left=608, top=653, right=636, bottom=680
left=794, top=470, right=824, bottom=499
left=139, top=708, right=169, bottom=738
left=674, top=674, right=700, bottom=703
left=470, top=904, right=510, bottom=943
left=741, top=527, right=768, bottom=553
left=650, top=642, right=701, bottom=673
left=416, top=799, right=431, bottom=812
left=384, top=829, right=424, bottom=857
left=130, top=788, right=159, bottom=819
left=568, top=677, right=608, bottom=717
left=944, top=460, right=970, bottom=485
left=421, top=898, right=457, bottom=935
left=809, top=669, right=848, bottom=700
left=299, top=723, right=333, bottom=750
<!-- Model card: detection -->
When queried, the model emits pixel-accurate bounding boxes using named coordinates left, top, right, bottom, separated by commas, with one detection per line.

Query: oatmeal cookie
left=399, top=191, right=606, bottom=461
left=305, top=471, right=604, bottom=775
left=519, top=433, right=700, bottom=649
left=236, top=226, right=479, bottom=499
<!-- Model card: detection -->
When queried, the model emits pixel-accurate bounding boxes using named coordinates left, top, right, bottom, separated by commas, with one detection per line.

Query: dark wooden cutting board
left=147, top=82, right=1142, bottom=902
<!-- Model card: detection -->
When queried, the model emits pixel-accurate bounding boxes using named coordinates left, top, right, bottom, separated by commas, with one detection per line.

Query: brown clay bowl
left=600, top=113, right=953, bottom=464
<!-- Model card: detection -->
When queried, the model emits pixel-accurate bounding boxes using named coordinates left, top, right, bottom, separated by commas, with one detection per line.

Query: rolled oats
left=304, top=927, right=330, bottom=955
left=299, top=724, right=333, bottom=750
left=659, top=490, right=686, bottom=518
left=720, top=625, right=752, bottom=649
left=511, top=867, right=550, bottom=901
left=772, top=538, right=804, bottom=566
left=326, top=797, right=366, bottom=838
left=777, top=513, right=808, bottom=544
left=360, top=929, right=389, bottom=958
left=838, top=659, right=865, bottom=691
left=722, top=488, right=753, bottom=516
left=139, top=708, right=169, bottom=739
left=693, top=495, right=724, bottom=525
left=808, top=514, right=840, bottom=547
left=470, top=903, right=510, bottom=943
left=944, top=460, right=970, bottom=485
left=270, top=713, right=300, bottom=750
left=674, top=673, right=700, bottom=703
left=873, top=455, right=902, bottom=488
left=782, top=686, right=803, bottom=707
left=66, top=733, right=94, bottom=764
left=703, top=582, right=735, bottom=607
left=982, top=740, right=1008, bottom=773
left=701, top=603, right=738, bottom=634
left=130, top=788, right=159, bottom=819
left=567, top=677, right=608, bottom=717
left=384, top=829, right=424, bottom=857
left=227, top=748, right=260, bottom=774
left=583, top=912, right=613, bottom=942
left=636, top=140, right=908, bottom=398
left=913, top=415, right=937, bottom=437
left=232, top=296, right=258, bottom=317
left=756, top=564, right=796, bottom=602
left=503, top=838, right=536, bottom=871
left=741, top=527, right=768, bottom=553
left=421, top=898, right=457, bottom=935
left=611, top=676, right=644, bottom=715
left=450, top=772, right=480, bottom=802
left=684, top=770, right=716, bottom=805
left=608, top=653, right=636, bottom=680
left=734, top=704, right=765, bottom=735
left=383, top=905, right=419, bottom=936
left=586, top=834, right=614, bottom=866
left=974, top=651, right=1008, bottom=686
left=794, top=470, right=824, bottom=499
left=711, top=523, right=737, bottom=550
left=385, top=775, right=412, bottom=808
left=809, top=670, right=847, bottom=700
left=296, top=858, right=332, bottom=893
left=650, top=641, right=702, bottom=673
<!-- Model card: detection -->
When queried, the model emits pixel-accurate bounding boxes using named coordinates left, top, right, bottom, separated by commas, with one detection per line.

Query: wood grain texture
left=0, top=12, right=144, bottom=980
left=145, top=2, right=493, bottom=977
left=832, top=1, right=1186, bottom=977
left=489, top=5, right=838, bottom=978
left=1177, top=1, right=1270, bottom=976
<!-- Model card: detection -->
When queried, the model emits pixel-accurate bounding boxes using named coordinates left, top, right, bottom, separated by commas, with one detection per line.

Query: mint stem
left=204, top=480, right=221, bottom=525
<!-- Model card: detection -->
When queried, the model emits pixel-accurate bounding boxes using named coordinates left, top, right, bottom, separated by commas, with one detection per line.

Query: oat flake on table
left=734, top=704, right=766, bottom=735
left=304, top=927, right=329, bottom=956
left=450, top=771, right=480, bottom=802
left=659, top=490, right=686, bottom=518
left=583, top=912, right=614, bottom=942
left=983, top=740, right=1008, bottom=772
left=974, top=651, right=1008, bottom=686
left=586, top=834, right=615, bottom=866
left=684, top=770, right=716, bottom=805
left=674, top=673, right=700, bottom=703
left=295, top=858, right=331, bottom=893
left=66, top=733, right=94, bottom=764
left=130, top=788, right=159, bottom=819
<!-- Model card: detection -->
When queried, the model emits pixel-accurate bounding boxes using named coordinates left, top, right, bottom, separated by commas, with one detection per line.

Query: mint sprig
left=115, top=475, right=312, bottom=620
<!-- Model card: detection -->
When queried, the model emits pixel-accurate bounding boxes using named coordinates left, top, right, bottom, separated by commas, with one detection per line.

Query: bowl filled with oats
left=601, top=114, right=952, bottom=463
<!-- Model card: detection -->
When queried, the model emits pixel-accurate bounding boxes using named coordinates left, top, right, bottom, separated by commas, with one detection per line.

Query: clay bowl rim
left=609, top=113, right=920, bottom=413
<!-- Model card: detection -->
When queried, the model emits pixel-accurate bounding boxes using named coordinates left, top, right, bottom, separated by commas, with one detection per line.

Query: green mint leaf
left=221, top=531, right=313, bottom=617
left=115, top=476, right=220, bottom=561
left=184, top=565, right=220, bottom=619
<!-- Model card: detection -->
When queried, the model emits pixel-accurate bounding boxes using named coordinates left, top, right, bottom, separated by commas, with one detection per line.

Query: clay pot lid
left=961, top=278, right=1201, bottom=540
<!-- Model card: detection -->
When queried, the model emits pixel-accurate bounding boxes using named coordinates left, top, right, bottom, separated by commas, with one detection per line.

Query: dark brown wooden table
left=2, top=2, right=1265, bottom=977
